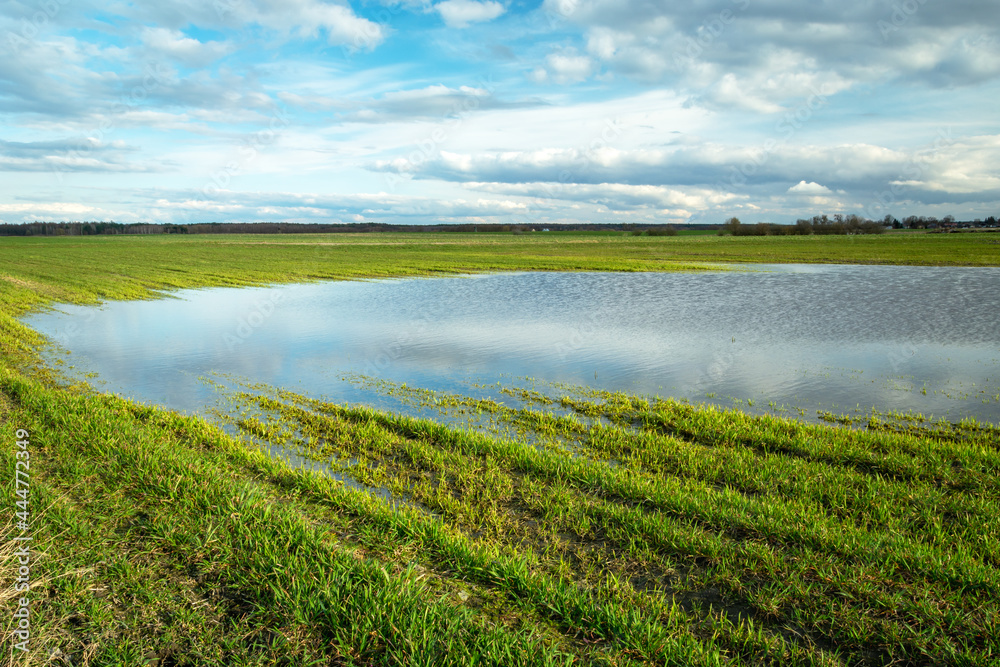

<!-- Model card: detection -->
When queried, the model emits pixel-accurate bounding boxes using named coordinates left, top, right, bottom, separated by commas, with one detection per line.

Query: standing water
left=21, top=265, right=1000, bottom=425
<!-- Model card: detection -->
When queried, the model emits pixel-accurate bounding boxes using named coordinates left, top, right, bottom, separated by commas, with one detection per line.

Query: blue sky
left=1, top=0, right=998, bottom=226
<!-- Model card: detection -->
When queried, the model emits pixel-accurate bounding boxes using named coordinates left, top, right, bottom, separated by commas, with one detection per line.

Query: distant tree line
left=719, top=213, right=999, bottom=237
left=891, top=214, right=998, bottom=230
left=721, top=214, right=888, bottom=236
left=630, top=226, right=678, bottom=237
left=2, top=216, right=996, bottom=238
left=0, top=221, right=697, bottom=237
left=0, top=221, right=191, bottom=236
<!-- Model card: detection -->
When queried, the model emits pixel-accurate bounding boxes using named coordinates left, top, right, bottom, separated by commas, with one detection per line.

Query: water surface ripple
left=22, top=265, right=1000, bottom=424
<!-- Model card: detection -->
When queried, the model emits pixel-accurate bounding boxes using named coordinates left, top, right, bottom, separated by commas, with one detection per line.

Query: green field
left=2, top=233, right=999, bottom=666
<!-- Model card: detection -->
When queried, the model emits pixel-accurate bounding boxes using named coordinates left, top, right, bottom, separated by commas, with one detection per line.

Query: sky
left=1, top=0, right=998, bottom=227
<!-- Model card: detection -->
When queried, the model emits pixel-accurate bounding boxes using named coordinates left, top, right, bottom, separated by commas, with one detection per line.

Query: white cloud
left=465, top=181, right=739, bottom=211
left=788, top=181, right=833, bottom=195
left=0, top=202, right=97, bottom=216
left=129, top=0, right=388, bottom=50
left=541, top=0, right=1000, bottom=110
left=365, top=132, right=1000, bottom=217
left=281, top=1, right=386, bottom=48
left=0, top=137, right=163, bottom=173
left=140, top=27, right=231, bottom=68
left=371, top=143, right=907, bottom=190
left=435, top=0, right=506, bottom=28
left=531, top=50, right=594, bottom=84
left=127, top=188, right=535, bottom=224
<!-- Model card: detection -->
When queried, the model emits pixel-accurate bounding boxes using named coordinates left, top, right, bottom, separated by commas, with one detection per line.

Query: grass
left=1, top=232, right=998, bottom=665
left=1, top=230, right=999, bottom=305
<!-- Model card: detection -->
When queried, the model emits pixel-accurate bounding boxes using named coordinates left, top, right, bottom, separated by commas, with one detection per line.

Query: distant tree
left=812, top=215, right=838, bottom=235
left=719, top=217, right=741, bottom=235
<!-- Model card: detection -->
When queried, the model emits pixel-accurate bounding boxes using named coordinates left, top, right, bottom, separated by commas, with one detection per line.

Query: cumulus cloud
left=369, top=133, right=1000, bottom=213
left=0, top=202, right=100, bottom=217
left=539, top=0, right=1000, bottom=110
left=0, top=33, right=97, bottom=116
left=370, top=143, right=908, bottom=190
left=124, top=187, right=533, bottom=224
left=435, top=0, right=506, bottom=28
left=529, top=50, right=594, bottom=84
left=787, top=181, right=833, bottom=195
left=120, top=0, right=387, bottom=50
left=465, top=181, right=739, bottom=211
left=0, top=138, right=162, bottom=173
left=0, top=19, right=276, bottom=123
left=278, top=1, right=387, bottom=48
left=139, top=27, right=231, bottom=68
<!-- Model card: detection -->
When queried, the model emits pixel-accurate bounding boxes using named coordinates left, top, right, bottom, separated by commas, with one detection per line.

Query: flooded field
left=5, top=234, right=1000, bottom=665
left=22, top=264, right=1000, bottom=425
